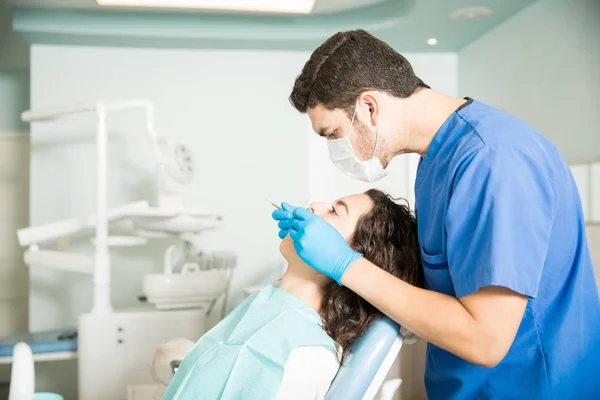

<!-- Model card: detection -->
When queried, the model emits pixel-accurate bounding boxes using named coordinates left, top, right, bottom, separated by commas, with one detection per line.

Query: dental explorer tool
left=266, top=193, right=312, bottom=211
left=265, top=199, right=282, bottom=210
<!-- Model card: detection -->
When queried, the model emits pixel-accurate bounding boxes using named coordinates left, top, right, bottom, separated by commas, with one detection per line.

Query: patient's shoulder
left=275, top=346, right=339, bottom=400
left=287, top=345, right=339, bottom=368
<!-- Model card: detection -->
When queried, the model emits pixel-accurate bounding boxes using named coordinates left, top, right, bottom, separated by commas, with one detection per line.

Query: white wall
left=30, top=45, right=314, bottom=333
left=458, top=0, right=600, bottom=165
left=570, top=162, right=600, bottom=283
left=570, top=163, right=600, bottom=222
left=30, top=44, right=456, bottom=399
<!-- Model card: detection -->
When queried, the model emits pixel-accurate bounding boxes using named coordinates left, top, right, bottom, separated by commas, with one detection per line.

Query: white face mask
left=327, top=102, right=388, bottom=183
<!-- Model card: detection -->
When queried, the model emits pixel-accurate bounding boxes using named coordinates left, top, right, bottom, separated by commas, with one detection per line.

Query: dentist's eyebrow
left=335, top=200, right=349, bottom=215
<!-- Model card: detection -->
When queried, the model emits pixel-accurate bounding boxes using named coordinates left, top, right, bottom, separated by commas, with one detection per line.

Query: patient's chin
left=279, top=235, right=298, bottom=262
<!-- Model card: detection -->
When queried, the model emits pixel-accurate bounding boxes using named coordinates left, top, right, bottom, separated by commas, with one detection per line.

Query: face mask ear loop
left=347, top=101, right=359, bottom=140
left=371, top=120, right=381, bottom=159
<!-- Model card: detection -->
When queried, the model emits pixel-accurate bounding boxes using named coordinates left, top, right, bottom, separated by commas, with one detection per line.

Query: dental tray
left=0, top=329, right=78, bottom=357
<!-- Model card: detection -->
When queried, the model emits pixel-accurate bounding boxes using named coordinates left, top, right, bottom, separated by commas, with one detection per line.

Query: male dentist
left=273, top=30, right=600, bottom=399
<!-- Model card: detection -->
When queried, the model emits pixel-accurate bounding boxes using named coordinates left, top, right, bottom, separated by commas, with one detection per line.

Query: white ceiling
left=1, top=0, right=537, bottom=69
left=10, top=0, right=390, bottom=14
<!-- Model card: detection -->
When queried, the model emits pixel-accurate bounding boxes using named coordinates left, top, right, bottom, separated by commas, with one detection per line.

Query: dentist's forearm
left=340, top=258, right=526, bottom=368
left=341, top=258, right=483, bottom=363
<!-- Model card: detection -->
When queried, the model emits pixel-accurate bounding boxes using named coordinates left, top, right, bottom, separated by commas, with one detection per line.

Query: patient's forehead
left=339, top=193, right=373, bottom=216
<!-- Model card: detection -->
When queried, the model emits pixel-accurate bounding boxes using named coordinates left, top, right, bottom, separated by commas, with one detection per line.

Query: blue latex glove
left=272, top=203, right=362, bottom=284
left=272, top=202, right=297, bottom=239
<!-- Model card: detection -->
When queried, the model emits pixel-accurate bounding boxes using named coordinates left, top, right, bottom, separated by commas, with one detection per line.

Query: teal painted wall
left=0, top=2, right=30, bottom=132
left=459, top=0, right=600, bottom=164
left=11, top=0, right=534, bottom=52
left=0, top=1, right=30, bottom=69
left=0, top=68, right=29, bottom=132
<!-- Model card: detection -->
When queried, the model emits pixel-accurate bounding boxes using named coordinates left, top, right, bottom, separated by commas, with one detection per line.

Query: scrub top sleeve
left=446, top=145, right=557, bottom=299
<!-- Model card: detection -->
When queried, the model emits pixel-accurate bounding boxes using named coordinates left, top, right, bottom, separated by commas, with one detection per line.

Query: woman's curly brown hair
left=320, top=189, right=423, bottom=359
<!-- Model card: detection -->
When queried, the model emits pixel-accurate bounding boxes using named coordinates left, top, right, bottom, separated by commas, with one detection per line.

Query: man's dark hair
left=290, top=29, right=429, bottom=114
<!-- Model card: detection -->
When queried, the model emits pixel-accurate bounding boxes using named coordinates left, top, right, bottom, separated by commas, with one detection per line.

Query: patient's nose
left=309, top=202, right=329, bottom=216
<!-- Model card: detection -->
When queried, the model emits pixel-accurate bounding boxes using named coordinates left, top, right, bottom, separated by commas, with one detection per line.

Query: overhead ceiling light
left=449, top=6, right=493, bottom=20
left=427, top=38, right=438, bottom=46
left=96, top=0, right=317, bottom=14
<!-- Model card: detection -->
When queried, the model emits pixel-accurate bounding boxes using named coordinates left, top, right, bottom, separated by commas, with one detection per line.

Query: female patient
left=162, top=189, right=423, bottom=400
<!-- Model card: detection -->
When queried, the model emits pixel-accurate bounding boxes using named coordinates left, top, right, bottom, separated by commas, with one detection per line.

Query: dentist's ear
left=358, top=92, right=380, bottom=127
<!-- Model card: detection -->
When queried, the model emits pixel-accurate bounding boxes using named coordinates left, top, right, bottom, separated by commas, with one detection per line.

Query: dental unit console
left=12, top=100, right=236, bottom=400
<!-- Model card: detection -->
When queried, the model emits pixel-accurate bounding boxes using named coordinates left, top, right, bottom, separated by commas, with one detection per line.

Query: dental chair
left=326, top=317, right=404, bottom=400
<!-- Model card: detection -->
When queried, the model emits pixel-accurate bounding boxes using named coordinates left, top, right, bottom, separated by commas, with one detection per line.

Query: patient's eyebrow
left=335, top=200, right=349, bottom=215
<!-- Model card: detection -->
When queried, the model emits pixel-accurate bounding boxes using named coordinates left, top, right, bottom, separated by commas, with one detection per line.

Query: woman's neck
left=278, top=263, right=324, bottom=314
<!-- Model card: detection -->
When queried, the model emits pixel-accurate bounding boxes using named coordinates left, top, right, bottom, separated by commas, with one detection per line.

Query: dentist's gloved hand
left=271, top=203, right=362, bottom=284
left=272, top=202, right=297, bottom=239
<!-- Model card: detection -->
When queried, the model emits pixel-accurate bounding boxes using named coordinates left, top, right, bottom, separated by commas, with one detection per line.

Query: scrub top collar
left=418, top=97, right=474, bottom=174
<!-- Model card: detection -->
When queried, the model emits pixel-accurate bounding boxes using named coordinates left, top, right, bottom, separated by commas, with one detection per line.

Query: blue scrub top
left=415, top=98, right=600, bottom=399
